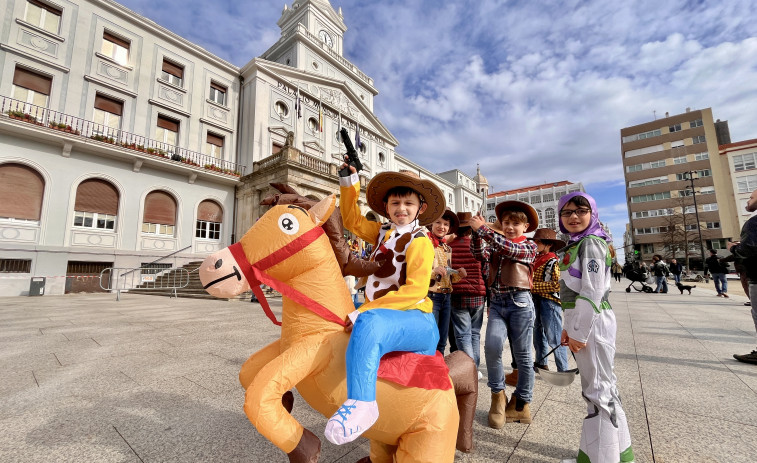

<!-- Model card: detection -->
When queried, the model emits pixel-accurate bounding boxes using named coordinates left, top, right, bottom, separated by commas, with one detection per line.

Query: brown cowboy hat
left=532, top=228, right=566, bottom=250
left=366, top=170, right=445, bottom=226
left=494, top=200, right=538, bottom=233
left=435, top=208, right=459, bottom=235
left=486, top=221, right=506, bottom=236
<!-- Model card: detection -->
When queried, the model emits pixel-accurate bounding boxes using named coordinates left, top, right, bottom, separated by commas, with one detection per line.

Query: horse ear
left=308, top=195, right=336, bottom=226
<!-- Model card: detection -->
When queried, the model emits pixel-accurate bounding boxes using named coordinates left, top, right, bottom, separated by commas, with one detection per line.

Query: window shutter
left=143, top=191, right=176, bottom=225
left=198, top=200, right=223, bottom=222
left=210, top=82, right=226, bottom=93
left=103, top=31, right=130, bottom=50
left=162, top=59, right=184, bottom=79
left=156, top=115, right=179, bottom=132
left=272, top=143, right=282, bottom=155
left=94, top=94, right=123, bottom=116
left=29, top=0, right=61, bottom=15
left=74, top=179, right=119, bottom=215
left=13, top=67, right=52, bottom=95
left=207, top=133, right=224, bottom=147
left=0, top=163, right=45, bottom=220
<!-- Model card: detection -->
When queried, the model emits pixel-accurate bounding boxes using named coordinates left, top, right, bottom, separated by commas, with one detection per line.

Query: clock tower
left=275, top=0, right=346, bottom=57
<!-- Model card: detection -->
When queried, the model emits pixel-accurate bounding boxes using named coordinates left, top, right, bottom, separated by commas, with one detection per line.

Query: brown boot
left=504, top=369, right=518, bottom=387
left=488, top=390, right=507, bottom=429
left=505, top=395, right=532, bottom=424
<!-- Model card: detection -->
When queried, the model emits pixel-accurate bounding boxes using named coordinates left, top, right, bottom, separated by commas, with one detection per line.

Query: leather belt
left=430, top=287, right=452, bottom=294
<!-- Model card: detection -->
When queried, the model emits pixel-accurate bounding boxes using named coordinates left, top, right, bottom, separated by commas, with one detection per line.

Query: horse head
left=199, top=195, right=337, bottom=299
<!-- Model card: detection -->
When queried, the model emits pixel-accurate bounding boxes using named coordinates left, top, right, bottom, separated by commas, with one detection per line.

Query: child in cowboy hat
left=428, top=208, right=467, bottom=354
left=530, top=228, right=569, bottom=372
left=470, top=201, right=538, bottom=428
left=325, top=164, right=446, bottom=445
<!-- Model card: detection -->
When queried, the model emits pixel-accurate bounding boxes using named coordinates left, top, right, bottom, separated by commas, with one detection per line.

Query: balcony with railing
left=0, top=95, right=246, bottom=179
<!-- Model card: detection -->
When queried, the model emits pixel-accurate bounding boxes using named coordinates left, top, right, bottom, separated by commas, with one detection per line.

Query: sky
left=118, top=0, right=757, bottom=260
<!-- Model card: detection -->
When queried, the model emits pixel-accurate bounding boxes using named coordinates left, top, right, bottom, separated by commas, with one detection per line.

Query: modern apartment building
left=485, top=180, right=585, bottom=233
left=719, top=138, right=757, bottom=231
left=621, top=108, right=738, bottom=267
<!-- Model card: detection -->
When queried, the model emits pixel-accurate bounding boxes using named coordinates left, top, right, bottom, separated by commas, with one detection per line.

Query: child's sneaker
left=324, top=399, right=379, bottom=445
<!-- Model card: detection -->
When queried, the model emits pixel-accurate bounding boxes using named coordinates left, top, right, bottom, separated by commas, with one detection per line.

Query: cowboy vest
left=361, top=223, right=429, bottom=302
left=487, top=253, right=533, bottom=290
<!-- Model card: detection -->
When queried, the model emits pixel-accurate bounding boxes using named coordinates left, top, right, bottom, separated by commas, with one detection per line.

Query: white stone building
left=485, top=181, right=585, bottom=232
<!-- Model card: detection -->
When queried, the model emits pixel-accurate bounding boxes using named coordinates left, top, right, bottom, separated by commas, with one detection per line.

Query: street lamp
left=683, top=170, right=706, bottom=273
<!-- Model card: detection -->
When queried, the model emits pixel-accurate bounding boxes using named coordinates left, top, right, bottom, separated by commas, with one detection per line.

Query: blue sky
left=119, top=0, right=757, bottom=259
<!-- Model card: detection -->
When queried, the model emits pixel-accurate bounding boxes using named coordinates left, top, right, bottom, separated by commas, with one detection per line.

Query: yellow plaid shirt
left=532, top=258, right=560, bottom=303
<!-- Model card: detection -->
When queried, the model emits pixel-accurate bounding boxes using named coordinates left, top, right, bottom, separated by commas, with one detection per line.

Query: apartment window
left=674, top=156, right=687, bottom=165
left=545, top=208, right=556, bottom=230
left=543, top=194, right=554, bottom=202
left=142, top=190, right=176, bottom=236
left=733, top=153, right=757, bottom=172
left=24, top=0, right=61, bottom=34
left=93, top=94, right=123, bottom=135
left=487, top=202, right=494, bottom=211
left=622, top=129, right=662, bottom=143
left=12, top=66, right=51, bottom=108
left=699, top=186, right=715, bottom=194
left=630, top=191, right=671, bottom=203
left=737, top=174, right=757, bottom=193
left=0, top=163, right=45, bottom=222
left=678, top=189, right=693, bottom=197
left=155, top=115, right=179, bottom=146
left=692, top=135, right=706, bottom=144
left=702, top=203, right=718, bottom=212
left=669, top=124, right=682, bottom=133
left=671, top=140, right=684, bottom=148
left=0, top=259, right=32, bottom=273
left=706, top=222, right=721, bottom=229
left=635, top=226, right=668, bottom=235
left=691, top=119, right=703, bottom=128
left=531, top=195, right=541, bottom=203
left=161, top=59, right=184, bottom=87
left=694, top=152, right=709, bottom=161
left=206, top=132, right=224, bottom=158
left=629, top=176, right=668, bottom=188
left=632, top=208, right=673, bottom=219
left=196, top=200, right=222, bottom=240
left=209, top=82, right=226, bottom=106
left=697, top=169, right=711, bottom=177
left=684, top=205, right=696, bottom=214
left=708, top=239, right=727, bottom=250
left=624, top=144, right=664, bottom=158
left=73, top=179, right=119, bottom=230
left=641, top=244, right=655, bottom=254
left=101, top=31, right=129, bottom=66
left=684, top=224, right=698, bottom=231
left=626, top=160, right=666, bottom=173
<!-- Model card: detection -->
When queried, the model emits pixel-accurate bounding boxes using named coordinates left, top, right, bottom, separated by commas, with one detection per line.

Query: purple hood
left=557, top=192, right=610, bottom=243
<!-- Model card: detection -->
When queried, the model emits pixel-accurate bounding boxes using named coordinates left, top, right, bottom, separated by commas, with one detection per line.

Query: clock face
left=319, top=30, right=333, bottom=48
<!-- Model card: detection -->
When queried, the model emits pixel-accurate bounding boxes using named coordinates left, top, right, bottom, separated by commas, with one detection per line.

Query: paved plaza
left=1, top=280, right=756, bottom=462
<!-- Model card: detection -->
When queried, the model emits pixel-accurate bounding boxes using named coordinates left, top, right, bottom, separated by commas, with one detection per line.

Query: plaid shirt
left=451, top=294, right=486, bottom=310
left=471, top=225, right=537, bottom=293
left=532, top=258, right=560, bottom=303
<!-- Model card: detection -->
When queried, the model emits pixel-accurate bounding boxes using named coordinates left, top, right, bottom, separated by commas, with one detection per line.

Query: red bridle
left=227, top=226, right=347, bottom=327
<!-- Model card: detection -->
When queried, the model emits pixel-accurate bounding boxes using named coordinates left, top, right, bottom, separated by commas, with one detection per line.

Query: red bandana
left=428, top=232, right=446, bottom=248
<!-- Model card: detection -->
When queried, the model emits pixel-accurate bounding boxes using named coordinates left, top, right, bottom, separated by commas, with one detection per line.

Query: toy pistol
left=338, top=127, right=363, bottom=177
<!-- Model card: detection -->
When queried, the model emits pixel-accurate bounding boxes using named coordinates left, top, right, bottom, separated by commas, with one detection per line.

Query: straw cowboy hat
left=366, top=170, right=445, bottom=226
left=438, top=208, right=459, bottom=235
left=494, top=200, right=539, bottom=233
left=531, top=228, right=567, bottom=250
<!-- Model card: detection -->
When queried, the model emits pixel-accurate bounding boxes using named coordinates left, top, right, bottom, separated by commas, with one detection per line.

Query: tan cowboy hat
left=494, top=200, right=538, bottom=233
left=366, top=170, right=445, bottom=226
left=532, top=228, right=566, bottom=250
left=437, top=208, right=459, bottom=235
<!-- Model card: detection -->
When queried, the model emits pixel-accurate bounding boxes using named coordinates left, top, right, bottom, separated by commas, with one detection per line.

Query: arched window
left=142, top=190, right=176, bottom=236
left=0, top=163, right=45, bottom=222
left=545, top=207, right=556, bottom=230
left=488, top=216, right=496, bottom=223
left=196, top=200, right=222, bottom=240
left=73, top=179, right=118, bottom=230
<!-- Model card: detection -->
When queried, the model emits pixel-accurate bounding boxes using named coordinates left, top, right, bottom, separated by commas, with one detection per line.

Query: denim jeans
left=712, top=273, right=727, bottom=295
left=450, top=295, right=485, bottom=367
left=655, top=275, right=668, bottom=293
left=533, top=295, right=570, bottom=371
left=484, top=290, right=535, bottom=402
left=430, top=292, right=452, bottom=354
left=673, top=273, right=681, bottom=284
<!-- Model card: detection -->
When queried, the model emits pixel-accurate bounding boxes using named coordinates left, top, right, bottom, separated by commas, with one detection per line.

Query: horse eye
left=215, top=259, right=223, bottom=269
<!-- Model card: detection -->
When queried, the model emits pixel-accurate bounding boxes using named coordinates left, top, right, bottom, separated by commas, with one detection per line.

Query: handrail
left=118, top=245, right=192, bottom=278
left=1, top=95, right=246, bottom=176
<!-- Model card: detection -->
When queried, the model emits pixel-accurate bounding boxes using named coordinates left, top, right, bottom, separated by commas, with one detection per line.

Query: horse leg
left=239, top=339, right=295, bottom=413
left=445, top=350, right=478, bottom=453
left=394, top=410, right=458, bottom=463
left=357, top=440, right=397, bottom=463
left=244, top=338, right=329, bottom=457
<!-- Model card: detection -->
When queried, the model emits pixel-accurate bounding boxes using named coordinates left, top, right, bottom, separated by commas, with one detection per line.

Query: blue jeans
left=712, top=273, right=727, bottom=295
left=533, top=295, right=569, bottom=371
left=450, top=295, right=485, bottom=367
left=655, top=275, right=668, bottom=293
left=673, top=273, right=681, bottom=283
left=346, top=309, right=438, bottom=401
left=485, top=290, right=535, bottom=402
left=430, top=292, right=452, bottom=354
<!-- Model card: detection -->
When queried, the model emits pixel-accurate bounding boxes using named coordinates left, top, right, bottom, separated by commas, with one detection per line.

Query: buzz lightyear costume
left=558, top=192, right=634, bottom=463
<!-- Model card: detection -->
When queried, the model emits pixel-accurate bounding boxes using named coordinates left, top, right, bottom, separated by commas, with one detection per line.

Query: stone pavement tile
left=1, top=350, right=62, bottom=371
left=646, top=406, right=757, bottom=463
left=0, top=369, right=37, bottom=396
left=181, top=362, right=242, bottom=394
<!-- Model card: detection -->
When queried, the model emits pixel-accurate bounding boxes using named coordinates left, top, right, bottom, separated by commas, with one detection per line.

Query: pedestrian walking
left=651, top=255, right=668, bottom=293
left=705, top=249, right=729, bottom=297
left=728, top=188, right=757, bottom=364
left=669, top=258, right=683, bottom=284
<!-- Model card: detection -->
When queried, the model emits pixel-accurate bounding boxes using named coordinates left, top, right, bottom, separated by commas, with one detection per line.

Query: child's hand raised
left=469, top=214, right=486, bottom=231
left=340, top=155, right=357, bottom=174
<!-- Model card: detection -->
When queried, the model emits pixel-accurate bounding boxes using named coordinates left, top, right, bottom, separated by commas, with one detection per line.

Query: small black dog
left=676, top=282, right=696, bottom=294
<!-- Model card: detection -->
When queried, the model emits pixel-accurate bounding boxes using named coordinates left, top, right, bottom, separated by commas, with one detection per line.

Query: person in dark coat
left=728, top=188, right=757, bottom=364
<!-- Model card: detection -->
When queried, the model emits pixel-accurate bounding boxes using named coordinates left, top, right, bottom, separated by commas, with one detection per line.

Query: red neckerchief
left=428, top=232, right=446, bottom=248
left=534, top=251, right=557, bottom=271
left=228, top=227, right=346, bottom=327
left=508, top=235, right=527, bottom=243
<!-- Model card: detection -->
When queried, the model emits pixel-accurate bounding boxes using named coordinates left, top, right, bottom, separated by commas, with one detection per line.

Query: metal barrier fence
left=99, top=267, right=190, bottom=301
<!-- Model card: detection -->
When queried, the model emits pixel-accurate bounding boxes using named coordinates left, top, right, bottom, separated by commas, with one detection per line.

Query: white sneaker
left=324, top=399, right=379, bottom=445
left=478, top=371, right=483, bottom=380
